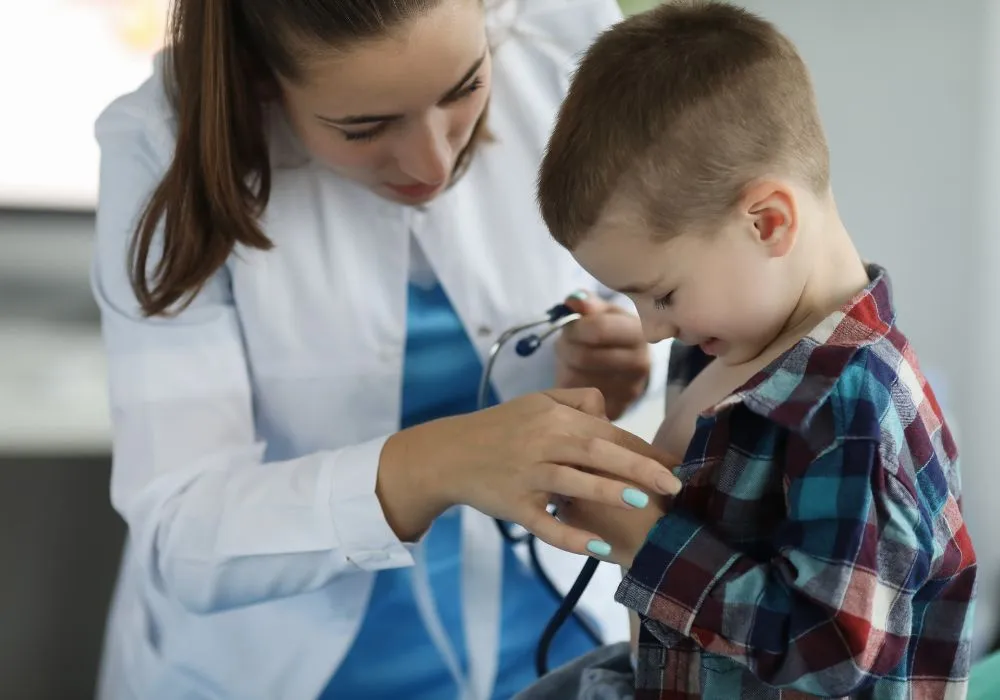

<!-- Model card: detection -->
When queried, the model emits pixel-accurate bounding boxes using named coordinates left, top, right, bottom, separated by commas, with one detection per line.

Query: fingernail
left=622, top=488, right=649, bottom=508
left=569, top=290, right=589, bottom=301
left=657, top=473, right=680, bottom=495
left=587, top=540, right=612, bottom=557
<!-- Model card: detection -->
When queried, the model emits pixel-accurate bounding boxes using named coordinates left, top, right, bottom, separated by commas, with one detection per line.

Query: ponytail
left=130, top=0, right=273, bottom=316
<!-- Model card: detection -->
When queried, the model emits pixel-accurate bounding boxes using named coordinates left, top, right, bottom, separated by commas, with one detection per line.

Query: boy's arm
left=615, top=436, right=976, bottom=697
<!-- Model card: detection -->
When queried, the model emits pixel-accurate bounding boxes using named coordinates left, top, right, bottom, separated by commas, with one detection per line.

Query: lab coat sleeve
left=92, top=111, right=413, bottom=615
left=526, top=0, right=624, bottom=49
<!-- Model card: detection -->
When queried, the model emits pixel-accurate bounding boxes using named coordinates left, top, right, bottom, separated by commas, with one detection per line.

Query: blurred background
left=1, top=0, right=998, bottom=698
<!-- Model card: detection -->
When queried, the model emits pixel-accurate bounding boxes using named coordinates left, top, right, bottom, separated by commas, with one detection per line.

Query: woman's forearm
left=376, top=422, right=455, bottom=542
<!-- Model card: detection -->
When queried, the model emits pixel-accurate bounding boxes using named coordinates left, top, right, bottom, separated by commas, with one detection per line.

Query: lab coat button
left=477, top=325, right=492, bottom=338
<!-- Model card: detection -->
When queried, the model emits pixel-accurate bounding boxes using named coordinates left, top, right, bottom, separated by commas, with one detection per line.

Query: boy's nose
left=639, top=313, right=676, bottom=344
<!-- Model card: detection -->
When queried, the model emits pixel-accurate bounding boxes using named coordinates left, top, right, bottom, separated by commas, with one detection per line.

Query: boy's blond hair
left=537, top=0, right=830, bottom=248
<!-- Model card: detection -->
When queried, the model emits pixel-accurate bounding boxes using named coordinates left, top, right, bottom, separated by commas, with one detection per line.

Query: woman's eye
left=340, top=76, right=483, bottom=144
left=342, top=122, right=389, bottom=143
left=443, top=76, right=484, bottom=104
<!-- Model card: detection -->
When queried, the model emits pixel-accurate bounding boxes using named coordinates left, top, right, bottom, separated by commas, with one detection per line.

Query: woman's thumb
left=563, top=289, right=612, bottom=316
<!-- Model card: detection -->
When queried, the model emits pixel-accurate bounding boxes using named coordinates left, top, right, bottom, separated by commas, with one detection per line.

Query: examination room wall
left=1, top=1, right=998, bottom=698
left=732, top=0, right=1000, bottom=661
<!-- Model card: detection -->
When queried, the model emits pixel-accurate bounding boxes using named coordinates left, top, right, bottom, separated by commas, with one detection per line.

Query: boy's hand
left=555, top=291, right=650, bottom=420
left=555, top=487, right=672, bottom=569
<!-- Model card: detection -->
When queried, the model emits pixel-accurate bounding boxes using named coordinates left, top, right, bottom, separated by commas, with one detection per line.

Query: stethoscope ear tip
left=547, top=303, right=575, bottom=322
left=515, top=306, right=583, bottom=358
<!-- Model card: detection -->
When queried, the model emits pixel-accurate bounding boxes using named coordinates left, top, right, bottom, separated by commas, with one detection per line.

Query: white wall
left=736, top=0, right=1000, bottom=660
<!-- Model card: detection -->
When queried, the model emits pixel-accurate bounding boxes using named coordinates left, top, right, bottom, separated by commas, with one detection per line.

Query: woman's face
left=279, top=0, right=491, bottom=206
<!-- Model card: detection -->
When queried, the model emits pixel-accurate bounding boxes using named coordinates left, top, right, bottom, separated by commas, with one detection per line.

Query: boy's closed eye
left=653, top=291, right=675, bottom=310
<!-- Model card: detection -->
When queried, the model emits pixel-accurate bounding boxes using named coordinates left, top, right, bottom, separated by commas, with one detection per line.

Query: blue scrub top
left=322, top=282, right=596, bottom=699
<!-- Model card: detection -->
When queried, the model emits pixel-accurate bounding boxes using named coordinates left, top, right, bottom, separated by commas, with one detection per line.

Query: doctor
left=92, top=0, right=676, bottom=698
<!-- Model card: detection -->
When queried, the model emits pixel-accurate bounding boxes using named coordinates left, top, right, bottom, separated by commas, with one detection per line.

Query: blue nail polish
left=587, top=540, right=612, bottom=557
left=622, top=488, right=649, bottom=508
left=569, top=290, right=589, bottom=301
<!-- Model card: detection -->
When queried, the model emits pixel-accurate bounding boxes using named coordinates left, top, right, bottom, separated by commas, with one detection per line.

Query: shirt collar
left=703, top=262, right=896, bottom=431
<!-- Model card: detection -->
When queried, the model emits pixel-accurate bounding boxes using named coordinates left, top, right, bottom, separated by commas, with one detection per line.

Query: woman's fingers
left=520, top=507, right=611, bottom=559
left=543, top=435, right=682, bottom=497
left=555, top=337, right=651, bottom=375
left=600, top=423, right=680, bottom=472
left=542, top=387, right=608, bottom=419
left=541, top=390, right=681, bottom=467
left=531, top=462, right=651, bottom=510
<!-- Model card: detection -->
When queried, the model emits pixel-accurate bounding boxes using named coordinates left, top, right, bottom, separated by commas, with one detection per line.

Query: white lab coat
left=91, top=1, right=664, bottom=698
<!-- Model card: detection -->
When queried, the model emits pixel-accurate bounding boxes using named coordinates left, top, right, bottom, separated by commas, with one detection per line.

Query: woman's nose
left=396, top=113, right=452, bottom=186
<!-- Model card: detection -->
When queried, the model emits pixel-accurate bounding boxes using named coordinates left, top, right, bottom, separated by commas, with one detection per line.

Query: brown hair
left=537, top=0, right=829, bottom=249
left=132, top=0, right=492, bottom=316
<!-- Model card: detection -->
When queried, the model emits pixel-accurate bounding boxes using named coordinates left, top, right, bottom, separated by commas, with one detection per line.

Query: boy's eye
left=653, top=292, right=674, bottom=310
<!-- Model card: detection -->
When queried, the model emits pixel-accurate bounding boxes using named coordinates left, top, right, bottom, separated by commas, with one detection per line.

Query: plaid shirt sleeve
left=616, top=431, right=964, bottom=697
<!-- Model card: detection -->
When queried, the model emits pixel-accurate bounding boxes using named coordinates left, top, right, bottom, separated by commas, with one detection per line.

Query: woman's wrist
left=376, top=421, right=457, bottom=542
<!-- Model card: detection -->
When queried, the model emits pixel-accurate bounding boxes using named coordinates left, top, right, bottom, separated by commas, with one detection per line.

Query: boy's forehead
left=573, top=221, right=679, bottom=293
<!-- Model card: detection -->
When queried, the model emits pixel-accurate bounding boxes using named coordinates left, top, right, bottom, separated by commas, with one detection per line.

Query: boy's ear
left=741, top=180, right=798, bottom=258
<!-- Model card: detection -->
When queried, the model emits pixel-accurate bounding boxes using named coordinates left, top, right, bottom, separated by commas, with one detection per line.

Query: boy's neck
left=771, top=205, right=869, bottom=355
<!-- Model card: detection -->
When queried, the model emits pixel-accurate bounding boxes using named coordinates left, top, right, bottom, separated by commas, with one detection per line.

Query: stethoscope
left=477, top=302, right=605, bottom=677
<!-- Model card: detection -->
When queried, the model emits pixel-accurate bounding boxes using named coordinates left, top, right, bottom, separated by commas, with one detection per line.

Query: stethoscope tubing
left=476, top=305, right=605, bottom=676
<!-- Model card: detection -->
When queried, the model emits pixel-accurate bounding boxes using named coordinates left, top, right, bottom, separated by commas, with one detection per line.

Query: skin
left=278, top=0, right=492, bottom=205
left=556, top=293, right=652, bottom=421
left=274, top=0, right=668, bottom=556
left=560, top=178, right=870, bottom=569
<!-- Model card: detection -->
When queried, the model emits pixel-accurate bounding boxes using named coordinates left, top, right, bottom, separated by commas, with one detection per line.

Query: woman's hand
left=555, top=291, right=651, bottom=420
left=377, top=388, right=681, bottom=556
left=554, top=490, right=672, bottom=569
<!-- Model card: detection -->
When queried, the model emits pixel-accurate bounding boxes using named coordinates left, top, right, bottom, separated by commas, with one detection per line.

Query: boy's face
left=572, top=193, right=802, bottom=366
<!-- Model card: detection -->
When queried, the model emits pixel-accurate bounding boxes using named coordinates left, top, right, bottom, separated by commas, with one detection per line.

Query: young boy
left=536, top=2, right=977, bottom=698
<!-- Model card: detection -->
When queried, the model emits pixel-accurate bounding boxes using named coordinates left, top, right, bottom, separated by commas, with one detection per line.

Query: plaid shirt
left=616, top=264, right=977, bottom=699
